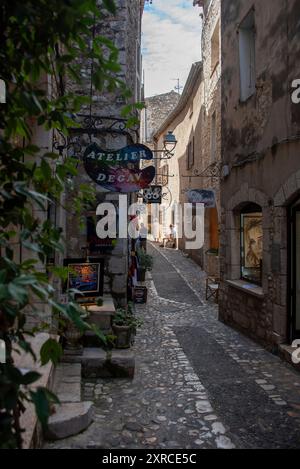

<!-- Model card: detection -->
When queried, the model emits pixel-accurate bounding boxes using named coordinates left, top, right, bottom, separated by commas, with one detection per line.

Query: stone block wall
left=141, top=91, right=180, bottom=143
left=62, top=0, right=143, bottom=306
left=219, top=0, right=300, bottom=348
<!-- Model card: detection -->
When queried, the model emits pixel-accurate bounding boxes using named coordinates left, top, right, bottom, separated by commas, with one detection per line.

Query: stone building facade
left=192, top=0, right=221, bottom=275
left=63, top=0, right=145, bottom=306
left=149, top=0, right=221, bottom=275
left=219, top=0, right=300, bottom=350
left=140, top=91, right=180, bottom=144
left=152, top=63, right=204, bottom=265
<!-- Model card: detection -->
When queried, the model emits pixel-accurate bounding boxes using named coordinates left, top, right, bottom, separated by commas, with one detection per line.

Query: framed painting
left=63, top=258, right=104, bottom=297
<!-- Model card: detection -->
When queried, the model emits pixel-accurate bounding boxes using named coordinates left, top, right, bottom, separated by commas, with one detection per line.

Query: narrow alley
left=44, top=244, right=300, bottom=450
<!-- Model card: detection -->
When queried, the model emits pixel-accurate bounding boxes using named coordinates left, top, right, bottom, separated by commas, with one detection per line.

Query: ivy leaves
left=0, top=0, right=119, bottom=449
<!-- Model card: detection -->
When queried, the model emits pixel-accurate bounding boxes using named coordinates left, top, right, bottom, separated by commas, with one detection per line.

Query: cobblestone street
left=45, top=243, right=300, bottom=449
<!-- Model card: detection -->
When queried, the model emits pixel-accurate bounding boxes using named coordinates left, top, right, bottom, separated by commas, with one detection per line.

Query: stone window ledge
left=226, top=280, right=264, bottom=299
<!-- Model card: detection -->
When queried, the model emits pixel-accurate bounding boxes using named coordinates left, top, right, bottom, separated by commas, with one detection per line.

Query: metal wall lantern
left=152, top=130, right=178, bottom=160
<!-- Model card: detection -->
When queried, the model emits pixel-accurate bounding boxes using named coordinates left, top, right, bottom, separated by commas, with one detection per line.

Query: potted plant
left=136, top=248, right=153, bottom=282
left=112, top=304, right=142, bottom=349
left=63, top=309, right=89, bottom=354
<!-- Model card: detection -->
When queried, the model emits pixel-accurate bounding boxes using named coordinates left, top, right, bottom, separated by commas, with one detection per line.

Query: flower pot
left=112, top=324, right=132, bottom=349
left=64, top=320, right=84, bottom=354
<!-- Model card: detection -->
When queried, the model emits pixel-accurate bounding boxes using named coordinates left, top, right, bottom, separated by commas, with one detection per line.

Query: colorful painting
left=187, top=189, right=216, bottom=208
left=84, top=143, right=155, bottom=193
left=67, top=263, right=100, bottom=294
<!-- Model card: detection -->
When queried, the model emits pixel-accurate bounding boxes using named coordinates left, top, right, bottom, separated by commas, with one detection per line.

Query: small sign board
left=142, top=185, right=162, bottom=204
left=133, top=286, right=148, bottom=304
left=187, top=189, right=216, bottom=208
left=84, top=143, right=155, bottom=193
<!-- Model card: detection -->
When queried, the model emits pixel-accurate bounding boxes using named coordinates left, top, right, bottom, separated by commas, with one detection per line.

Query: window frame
left=238, top=8, right=256, bottom=103
left=240, top=204, right=263, bottom=286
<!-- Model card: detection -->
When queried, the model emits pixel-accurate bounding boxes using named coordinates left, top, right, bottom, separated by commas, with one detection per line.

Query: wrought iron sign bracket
left=182, top=161, right=223, bottom=179
left=53, top=114, right=140, bottom=159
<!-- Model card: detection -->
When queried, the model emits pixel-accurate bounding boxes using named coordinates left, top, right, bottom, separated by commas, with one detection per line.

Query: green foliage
left=0, top=0, right=140, bottom=448
left=136, top=248, right=154, bottom=271
left=113, top=306, right=143, bottom=330
left=40, top=339, right=63, bottom=366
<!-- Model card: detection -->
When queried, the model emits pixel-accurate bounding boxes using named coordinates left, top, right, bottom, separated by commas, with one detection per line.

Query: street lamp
left=153, top=130, right=178, bottom=160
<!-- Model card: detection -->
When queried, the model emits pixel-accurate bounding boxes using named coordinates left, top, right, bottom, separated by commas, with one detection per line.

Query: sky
left=142, top=0, right=202, bottom=98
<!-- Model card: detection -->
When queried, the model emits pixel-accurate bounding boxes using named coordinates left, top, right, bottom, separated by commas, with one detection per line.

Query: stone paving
left=44, top=243, right=300, bottom=449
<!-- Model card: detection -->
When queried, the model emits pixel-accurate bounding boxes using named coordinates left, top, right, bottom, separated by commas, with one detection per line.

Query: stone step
left=46, top=402, right=94, bottom=440
left=61, top=347, right=135, bottom=379
left=52, top=363, right=82, bottom=403
left=45, top=362, right=94, bottom=440
left=12, top=333, right=58, bottom=449
left=81, top=348, right=135, bottom=379
left=85, top=295, right=116, bottom=331
left=279, top=344, right=300, bottom=372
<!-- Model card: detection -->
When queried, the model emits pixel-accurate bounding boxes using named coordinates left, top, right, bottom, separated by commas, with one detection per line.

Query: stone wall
left=220, top=0, right=300, bottom=348
left=196, top=0, right=221, bottom=274
left=63, top=0, right=144, bottom=306
left=152, top=0, right=222, bottom=272
left=141, top=91, right=180, bottom=143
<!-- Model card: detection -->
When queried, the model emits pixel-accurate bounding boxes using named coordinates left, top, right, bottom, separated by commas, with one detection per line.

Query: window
left=187, top=138, right=195, bottom=170
left=210, top=112, right=216, bottom=162
left=211, top=20, right=220, bottom=74
left=240, top=204, right=263, bottom=285
left=238, top=9, right=256, bottom=102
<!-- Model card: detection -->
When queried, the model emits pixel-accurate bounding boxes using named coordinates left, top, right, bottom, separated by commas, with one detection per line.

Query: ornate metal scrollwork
left=52, top=114, right=139, bottom=158
left=182, top=161, right=222, bottom=179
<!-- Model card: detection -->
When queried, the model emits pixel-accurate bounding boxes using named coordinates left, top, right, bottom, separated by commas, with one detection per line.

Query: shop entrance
left=290, top=199, right=300, bottom=340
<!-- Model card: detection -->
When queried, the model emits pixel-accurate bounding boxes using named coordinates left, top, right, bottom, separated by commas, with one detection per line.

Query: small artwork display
left=68, top=263, right=100, bottom=293
left=63, top=259, right=104, bottom=297
left=243, top=214, right=263, bottom=269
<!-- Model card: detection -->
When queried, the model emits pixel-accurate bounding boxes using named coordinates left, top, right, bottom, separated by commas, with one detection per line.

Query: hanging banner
left=84, top=143, right=155, bottom=193
left=187, top=189, right=216, bottom=208
left=142, top=185, right=162, bottom=204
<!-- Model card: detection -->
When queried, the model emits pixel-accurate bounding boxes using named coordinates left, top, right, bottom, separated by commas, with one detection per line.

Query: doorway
left=290, top=199, right=300, bottom=340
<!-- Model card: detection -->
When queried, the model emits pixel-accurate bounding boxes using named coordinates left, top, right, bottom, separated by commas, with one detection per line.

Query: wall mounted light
left=153, top=130, right=178, bottom=160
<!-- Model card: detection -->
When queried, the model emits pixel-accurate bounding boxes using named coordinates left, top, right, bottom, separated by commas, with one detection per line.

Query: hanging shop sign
left=142, top=185, right=162, bottom=204
left=84, top=143, right=155, bottom=193
left=187, top=189, right=216, bottom=208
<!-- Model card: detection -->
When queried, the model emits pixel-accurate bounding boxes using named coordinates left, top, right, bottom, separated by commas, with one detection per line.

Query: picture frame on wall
left=63, top=258, right=104, bottom=298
